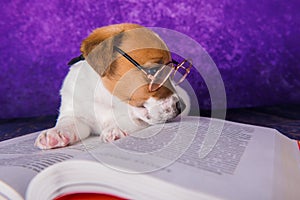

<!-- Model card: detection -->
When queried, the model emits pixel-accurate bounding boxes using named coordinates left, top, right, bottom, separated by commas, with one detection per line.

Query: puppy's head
left=81, top=23, right=186, bottom=125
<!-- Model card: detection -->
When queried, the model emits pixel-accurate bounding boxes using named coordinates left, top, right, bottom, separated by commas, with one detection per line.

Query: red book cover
left=55, top=193, right=127, bottom=200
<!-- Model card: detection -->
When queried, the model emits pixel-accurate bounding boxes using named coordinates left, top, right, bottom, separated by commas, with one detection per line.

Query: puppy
left=35, top=23, right=190, bottom=149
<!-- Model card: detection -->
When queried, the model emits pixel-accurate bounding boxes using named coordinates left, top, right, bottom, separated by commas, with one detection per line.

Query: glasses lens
left=173, top=60, right=191, bottom=85
left=150, top=63, right=174, bottom=91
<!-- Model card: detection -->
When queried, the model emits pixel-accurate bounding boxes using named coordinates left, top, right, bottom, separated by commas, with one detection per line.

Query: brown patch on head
left=82, top=23, right=175, bottom=106
left=81, top=23, right=143, bottom=76
left=81, top=23, right=142, bottom=57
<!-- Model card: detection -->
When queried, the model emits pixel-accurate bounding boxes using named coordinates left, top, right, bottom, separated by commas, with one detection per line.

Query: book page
left=273, top=131, right=300, bottom=200
left=0, top=132, right=101, bottom=198
left=76, top=117, right=300, bottom=200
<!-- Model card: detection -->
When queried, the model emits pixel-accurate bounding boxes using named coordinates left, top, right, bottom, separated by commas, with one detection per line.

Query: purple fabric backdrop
left=0, top=0, right=299, bottom=118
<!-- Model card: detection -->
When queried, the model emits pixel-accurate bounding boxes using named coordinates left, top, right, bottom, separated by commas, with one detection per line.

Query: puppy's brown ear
left=80, top=23, right=143, bottom=76
left=82, top=35, right=118, bottom=77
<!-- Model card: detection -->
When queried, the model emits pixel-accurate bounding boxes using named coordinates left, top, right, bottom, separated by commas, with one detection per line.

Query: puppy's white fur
left=35, top=60, right=190, bottom=149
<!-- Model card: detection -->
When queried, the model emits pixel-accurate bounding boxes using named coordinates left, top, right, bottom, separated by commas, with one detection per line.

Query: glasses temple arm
left=113, top=46, right=144, bottom=71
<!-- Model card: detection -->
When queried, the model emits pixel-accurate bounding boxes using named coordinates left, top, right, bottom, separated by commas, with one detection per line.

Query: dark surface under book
left=0, top=104, right=300, bottom=142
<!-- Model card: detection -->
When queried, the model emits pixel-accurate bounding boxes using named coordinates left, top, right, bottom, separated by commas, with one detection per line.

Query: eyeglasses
left=114, top=46, right=192, bottom=92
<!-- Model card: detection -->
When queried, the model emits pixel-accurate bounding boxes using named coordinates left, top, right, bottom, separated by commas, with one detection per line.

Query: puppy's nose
left=176, top=99, right=186, bottom=114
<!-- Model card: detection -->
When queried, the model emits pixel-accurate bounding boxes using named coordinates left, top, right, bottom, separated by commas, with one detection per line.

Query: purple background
left=0, top=0, right=299, bottom=119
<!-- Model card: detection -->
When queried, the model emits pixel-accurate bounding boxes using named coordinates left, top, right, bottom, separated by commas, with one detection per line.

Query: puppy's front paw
left=100, top=127, right=128, bottom=143
left=35, top=127, right=78, bottom=150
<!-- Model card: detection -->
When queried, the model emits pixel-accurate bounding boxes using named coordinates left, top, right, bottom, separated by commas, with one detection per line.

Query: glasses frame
left=114, top=46, right=192, bottom=92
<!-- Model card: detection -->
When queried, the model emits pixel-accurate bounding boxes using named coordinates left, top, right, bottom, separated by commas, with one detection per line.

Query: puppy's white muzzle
left=131, top=93, right=185, bottom=125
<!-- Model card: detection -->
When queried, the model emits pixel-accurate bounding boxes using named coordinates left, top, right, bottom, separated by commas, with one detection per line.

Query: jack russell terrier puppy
left=35, top=23, right=191, bottom=149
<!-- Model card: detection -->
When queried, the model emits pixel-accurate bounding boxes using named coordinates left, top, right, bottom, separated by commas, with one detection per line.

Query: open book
left=0, top=116, right=299, bottom=200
